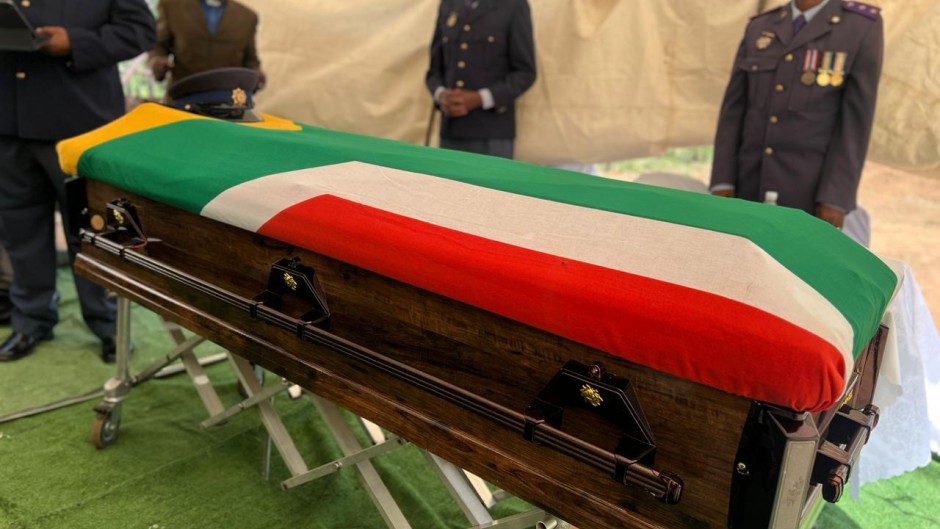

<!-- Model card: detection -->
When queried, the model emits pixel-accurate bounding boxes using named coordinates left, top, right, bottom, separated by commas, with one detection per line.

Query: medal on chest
left=816, top=51, right=834, bottom=87
left=830, top=52, right=848, bottom=87
left=801, top=49, right=819, bottom=86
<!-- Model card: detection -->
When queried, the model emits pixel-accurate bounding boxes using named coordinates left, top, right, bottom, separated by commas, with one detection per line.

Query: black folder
left=0, top=0, right=50, bottom=51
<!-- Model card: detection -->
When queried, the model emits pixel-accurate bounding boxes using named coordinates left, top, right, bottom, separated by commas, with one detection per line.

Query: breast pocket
left=737, top=57, right=778, bottom=109
left=788, top=77, right=845, bottom=112
left=470, top=31, right=504, bottom=72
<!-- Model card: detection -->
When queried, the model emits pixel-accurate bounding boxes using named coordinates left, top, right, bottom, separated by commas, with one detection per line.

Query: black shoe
left=0, top=330, right=53, bottom=362
left=101, top=336, right=133, bottom=364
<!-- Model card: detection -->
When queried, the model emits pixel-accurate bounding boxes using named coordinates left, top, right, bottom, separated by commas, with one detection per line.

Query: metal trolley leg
left=306, top=394, right=413, bottom=529
left=89, top=298, right=228, bottom=448
left=90, top=297, right=133, bottom=448
left=422, top=451, right=550, bottom=529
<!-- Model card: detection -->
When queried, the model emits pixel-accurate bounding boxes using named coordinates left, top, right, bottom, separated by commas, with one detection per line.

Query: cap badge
left=232, top=87, right=248, bottom=106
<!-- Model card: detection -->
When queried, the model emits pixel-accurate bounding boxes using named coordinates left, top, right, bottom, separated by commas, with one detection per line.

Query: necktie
left=793, top=14, right=807, bottom=34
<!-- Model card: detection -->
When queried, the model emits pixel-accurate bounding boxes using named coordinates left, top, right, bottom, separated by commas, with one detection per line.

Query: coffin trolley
left=90, top=277, right=546, bottom=529
left=60, top=104, right=901, bottom=529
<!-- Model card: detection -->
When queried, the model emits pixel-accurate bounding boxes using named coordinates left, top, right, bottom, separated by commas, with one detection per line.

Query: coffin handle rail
left=80, top=229, right=684, bottom=504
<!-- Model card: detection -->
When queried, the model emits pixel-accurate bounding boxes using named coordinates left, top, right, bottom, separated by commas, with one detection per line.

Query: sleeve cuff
left=820, top=202, right=847, bottom=213
left=709, top=183, right=735, bottom=193
left=479, top=88, right=495, bottom=110
left=433, top=86, right=445, bottom=104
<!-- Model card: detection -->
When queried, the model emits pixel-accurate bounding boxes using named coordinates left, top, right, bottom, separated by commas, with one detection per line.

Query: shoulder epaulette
left=750, top=4, right=787, bottom=21
left=842, top=1, right=882, bottom=20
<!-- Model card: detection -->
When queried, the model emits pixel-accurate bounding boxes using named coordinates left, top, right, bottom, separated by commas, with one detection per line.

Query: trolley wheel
left=91, top=411, right=120, bottom=449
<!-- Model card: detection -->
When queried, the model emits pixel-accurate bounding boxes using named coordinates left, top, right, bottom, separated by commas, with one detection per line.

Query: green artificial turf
left=0, top=270, right=936, bottom=528
left=0, top=270, right=530, bottom=529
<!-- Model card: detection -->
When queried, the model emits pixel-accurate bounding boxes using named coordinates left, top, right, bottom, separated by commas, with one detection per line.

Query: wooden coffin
left=62, top=104, right=899, bottom=529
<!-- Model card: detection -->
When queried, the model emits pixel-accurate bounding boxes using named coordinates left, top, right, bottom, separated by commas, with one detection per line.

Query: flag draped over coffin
left=59, top=104, right=901, bottom=412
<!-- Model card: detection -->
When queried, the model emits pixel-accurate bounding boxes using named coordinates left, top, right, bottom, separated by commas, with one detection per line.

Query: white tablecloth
left=853, top=261, right=940, bottom=494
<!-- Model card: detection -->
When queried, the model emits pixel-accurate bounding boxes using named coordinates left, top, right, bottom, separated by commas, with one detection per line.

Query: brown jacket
left=710, top=1, right=883, bottom=214
left=152, top=0, right=261, bottom=85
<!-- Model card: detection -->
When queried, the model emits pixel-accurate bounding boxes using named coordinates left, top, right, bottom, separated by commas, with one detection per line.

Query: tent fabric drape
left=244, top=0, right=937, bottom=178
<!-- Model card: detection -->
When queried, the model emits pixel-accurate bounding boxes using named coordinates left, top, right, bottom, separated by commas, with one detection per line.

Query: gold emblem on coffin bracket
left=580, top=384, right=604, bottom=407
left=283, top=272, right=298, bottom=291
left=113, top=210, right=125, bottom=225
left=841, top=388, right=855, bottom=407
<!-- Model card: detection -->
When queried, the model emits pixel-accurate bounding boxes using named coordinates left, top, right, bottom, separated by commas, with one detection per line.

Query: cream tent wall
left=242, top=0, right=938, bottom=178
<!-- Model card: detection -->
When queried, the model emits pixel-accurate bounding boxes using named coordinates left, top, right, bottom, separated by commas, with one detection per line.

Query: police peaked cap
left=168, top=67, right=261, bottom=121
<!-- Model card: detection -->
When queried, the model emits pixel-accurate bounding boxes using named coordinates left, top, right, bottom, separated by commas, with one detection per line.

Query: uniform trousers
left=0, top=222, right=11, bottom=323
left=0, top=135, right=115, bottom=339
left=440, top=137, right=514, bottom=160
left=0, top=231, right=11, bottom=289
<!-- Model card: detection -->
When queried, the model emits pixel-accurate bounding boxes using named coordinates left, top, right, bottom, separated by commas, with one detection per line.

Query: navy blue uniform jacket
left=426, top=0, right=536, bottom=141
left=0, top=0, right=156, bottom=141
left=710, top=1, right=883, bottom=213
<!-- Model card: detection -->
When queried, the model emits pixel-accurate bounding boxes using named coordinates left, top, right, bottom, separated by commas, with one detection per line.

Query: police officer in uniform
left=0, top=0, right=155, bottom=362
left=426, top=0, right=536, bottom=159
left=710, top=0, right=884, bottom=229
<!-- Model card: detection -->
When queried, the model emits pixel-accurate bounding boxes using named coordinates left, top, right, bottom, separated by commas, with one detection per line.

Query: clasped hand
left=440, top=89, right=482, bottom=117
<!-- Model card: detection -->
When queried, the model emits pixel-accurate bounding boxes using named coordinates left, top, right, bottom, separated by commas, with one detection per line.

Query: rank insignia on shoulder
left=750, top=5, right=785, bottom=21
left=842, top=1, right=881, bottom=20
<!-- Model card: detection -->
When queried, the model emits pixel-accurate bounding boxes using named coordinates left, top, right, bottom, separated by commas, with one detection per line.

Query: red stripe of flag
left=259, top=195, right=845, bottom=411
